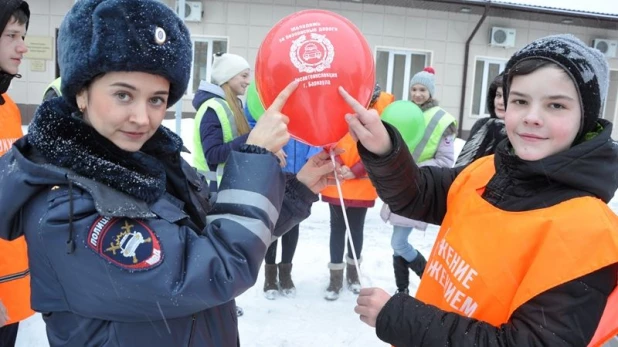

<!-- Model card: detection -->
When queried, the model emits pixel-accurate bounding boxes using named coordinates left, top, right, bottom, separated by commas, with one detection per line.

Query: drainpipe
left=458, top=2, right=490, bottom=138
left=174, top=0, right=186, bottom=135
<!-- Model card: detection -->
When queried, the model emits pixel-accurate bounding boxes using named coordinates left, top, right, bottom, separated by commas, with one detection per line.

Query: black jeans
left=0, top=322, right=19, bottom=347
left=329, top=204, right=367, bottom=264
left=265, top=223, right=300, bottom=264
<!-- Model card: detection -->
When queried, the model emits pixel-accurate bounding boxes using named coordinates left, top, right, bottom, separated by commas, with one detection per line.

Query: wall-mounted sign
left=24, top=36, right=53, bottom=60
left=30, top=59, right=46, bottom=72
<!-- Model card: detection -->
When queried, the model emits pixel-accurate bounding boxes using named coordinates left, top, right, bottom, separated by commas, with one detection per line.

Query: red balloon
left=255, top=10, right=375, bottom=147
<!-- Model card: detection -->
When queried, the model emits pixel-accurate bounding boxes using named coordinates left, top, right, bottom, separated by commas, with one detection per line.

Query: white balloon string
left=329, top=148, right=364, bottom=288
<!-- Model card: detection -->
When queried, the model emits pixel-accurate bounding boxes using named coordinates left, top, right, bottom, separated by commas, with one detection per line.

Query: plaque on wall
left=24, top=36, right=53, bottom=60
left=30, top=59, right=46, bottom=72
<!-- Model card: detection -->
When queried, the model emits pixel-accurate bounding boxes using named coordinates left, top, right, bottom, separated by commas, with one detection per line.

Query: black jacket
left=454, top=117, right=507, bottom=167
left=454, top=75, right=508, bottom=168
left=359, top=121, right=618, bottom=346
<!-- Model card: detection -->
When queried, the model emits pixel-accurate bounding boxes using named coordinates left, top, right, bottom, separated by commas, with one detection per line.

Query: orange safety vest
left=415, top=155, right=618, bottom=346
left=371, top=91, right=395, bottom=115
left=320, top=92, right=395, bottom=202
left=0, top=94, right=22, bottom=156
left=320, top=133, right=377, bottom=202
left=0, top=93, right=33, bottom=325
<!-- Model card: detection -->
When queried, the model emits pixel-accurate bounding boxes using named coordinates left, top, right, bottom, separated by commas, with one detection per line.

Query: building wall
left=10, top=0, right=618, bottom=137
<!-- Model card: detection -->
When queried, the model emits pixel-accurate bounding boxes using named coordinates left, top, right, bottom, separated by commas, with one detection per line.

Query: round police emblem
left=87, top=217, right=163, bottom=271
left=155, top=27, right=167, bottom=45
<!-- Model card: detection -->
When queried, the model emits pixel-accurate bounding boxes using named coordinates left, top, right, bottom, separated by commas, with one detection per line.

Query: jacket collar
left=492, top=119, right=618, bottom=203
left=28, top=97, right=183, bottom=204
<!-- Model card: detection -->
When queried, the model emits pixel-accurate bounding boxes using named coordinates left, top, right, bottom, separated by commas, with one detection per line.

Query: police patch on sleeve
left=87, top=217, right=163, bottom=271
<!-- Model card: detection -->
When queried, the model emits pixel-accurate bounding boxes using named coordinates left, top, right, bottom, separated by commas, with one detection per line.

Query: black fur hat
left=58, top=0, right=192, bottom=108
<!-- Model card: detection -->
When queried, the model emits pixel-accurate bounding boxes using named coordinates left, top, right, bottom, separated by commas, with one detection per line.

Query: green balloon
left=246, top=82, right=265, bottom=121
left=381, top=100, right=425, bottom=153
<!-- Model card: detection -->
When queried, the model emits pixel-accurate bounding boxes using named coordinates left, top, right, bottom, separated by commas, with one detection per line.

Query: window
left=187, top=37, right=228, bottom=95
left=375, top=48, right=431, bottom=101
left=471, top=58, right=507, bottom=117
left=602, top=70, right=618, bottom=122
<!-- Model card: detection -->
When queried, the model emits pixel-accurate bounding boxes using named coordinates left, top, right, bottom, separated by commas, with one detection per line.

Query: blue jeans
left=391, top=225, right=418, bottom=262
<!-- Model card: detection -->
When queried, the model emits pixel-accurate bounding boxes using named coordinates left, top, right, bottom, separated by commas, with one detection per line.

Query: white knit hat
left=210, top=53, right=250, bottom=86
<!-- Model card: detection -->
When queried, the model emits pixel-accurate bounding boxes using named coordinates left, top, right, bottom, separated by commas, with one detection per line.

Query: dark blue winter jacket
left=0, top=97, right=317, bottom=347
left=192, top=82, right=249, bottom=181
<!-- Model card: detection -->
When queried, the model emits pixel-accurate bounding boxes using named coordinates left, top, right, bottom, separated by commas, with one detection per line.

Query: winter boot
left=393, top=255, right=410, bottom=294
left=263, top=264, right=279, bottom=300
left=324, top=263, right=344, bottom=301
left=277, top=263, right=296, bottom=297
left=346, top=255, right=362, bottom=294
left=409, top=252, right=427, bottom=279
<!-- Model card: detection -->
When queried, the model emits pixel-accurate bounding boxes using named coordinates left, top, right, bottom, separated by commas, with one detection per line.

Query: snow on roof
left=478, top=0, right=618, bottom=18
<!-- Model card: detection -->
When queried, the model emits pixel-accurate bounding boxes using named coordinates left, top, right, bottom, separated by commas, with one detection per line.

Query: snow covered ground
left=14, top=120, right=618, bottom=346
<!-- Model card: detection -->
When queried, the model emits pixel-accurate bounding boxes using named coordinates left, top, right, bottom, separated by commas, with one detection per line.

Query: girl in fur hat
left=0, top=0, right=336, bottom=345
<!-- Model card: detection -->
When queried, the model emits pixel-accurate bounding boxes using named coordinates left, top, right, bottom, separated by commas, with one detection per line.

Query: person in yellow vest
left=42, top=76, right=61, bottom=101
left=322, top=85, right=394, bottom=301
left=345, top=34, right=618, bottom=346
left=192, top=53, right=251, bottom=192
left=192, top=53, right=286, bottom=193
left=193, top=53, right=255, bottom=317
left=381, top=67, right=458, bottom=295
left=0, top=1, right=32, bottom=345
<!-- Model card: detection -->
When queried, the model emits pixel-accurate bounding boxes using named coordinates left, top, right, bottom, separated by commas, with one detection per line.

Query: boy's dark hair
left=0, top=1, right=30, bottom=33
left=504, top=58, right=572, bottom=116
left=10, top=7, right=29, bottom=26
left=506, top=59, right=555, bottom=86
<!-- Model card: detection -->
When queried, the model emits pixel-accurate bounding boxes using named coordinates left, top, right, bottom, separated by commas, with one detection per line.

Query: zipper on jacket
left=0, top=269, right=29, bottom=284
left=187, top=314, right=197, bottom=346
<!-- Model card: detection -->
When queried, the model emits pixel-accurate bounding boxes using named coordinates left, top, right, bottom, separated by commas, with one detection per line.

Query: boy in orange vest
left=0, top=1, right=32, bottom=346
left=344, top=34, right=618, bottom=346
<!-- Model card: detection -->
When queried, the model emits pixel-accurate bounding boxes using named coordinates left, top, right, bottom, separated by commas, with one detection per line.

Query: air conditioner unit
left=175, top=1, right=202, bottom=22
left=490, top=27, right=516, bottom=48
left=592, top=39, right=617, bottom=58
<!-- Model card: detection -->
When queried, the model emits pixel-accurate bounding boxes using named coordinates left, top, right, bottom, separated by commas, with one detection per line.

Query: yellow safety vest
left=192, top=98, right=238, bottom=188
